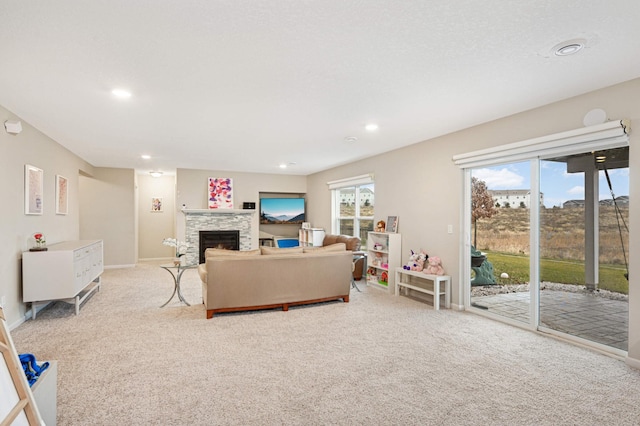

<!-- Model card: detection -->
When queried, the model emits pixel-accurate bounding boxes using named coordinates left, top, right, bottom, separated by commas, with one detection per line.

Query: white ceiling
left=1, top=1, right=639, bottom=176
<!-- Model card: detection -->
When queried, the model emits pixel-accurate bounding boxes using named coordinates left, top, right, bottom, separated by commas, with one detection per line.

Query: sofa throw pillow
left=260, top=246, right=304, bottom=255
left=303, top=243, right=346, bottom=253
left=205, top=248, right=261, bottom=258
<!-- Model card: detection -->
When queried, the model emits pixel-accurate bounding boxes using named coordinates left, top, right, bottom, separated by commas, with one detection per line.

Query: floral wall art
left=56, top=175, right=68, bottom=215
left=25, top=164, right=43, bottom=215
left=208, top=177, right=233, bottom=209
left=151, top=197, right=163, bottom=212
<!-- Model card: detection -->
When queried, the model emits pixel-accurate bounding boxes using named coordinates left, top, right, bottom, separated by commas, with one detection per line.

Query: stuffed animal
left=424, top=256, right=445, bottom=276
left=403, top=250, right=427, bottom=272
left=375, top=220, right=386, bottom=232
left=380, top=271, right=388, bottom=284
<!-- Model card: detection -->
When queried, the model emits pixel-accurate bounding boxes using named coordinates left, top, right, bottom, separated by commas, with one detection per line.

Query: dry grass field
left=475, top=206, right=629, bottom=265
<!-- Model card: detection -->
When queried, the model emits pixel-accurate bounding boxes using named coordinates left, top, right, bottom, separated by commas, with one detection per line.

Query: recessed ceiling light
left=279, top=164, right=287, bottom=169
left=149, top=171, right=163, bottom=177
left=141, top=154, right=151, bottom=160
left=365, top=123, right=379, bottom=132
left=344, top=136, right=358, bottom=143
left=112, top=89, right=132, bottom=99
left=552, top=39, right=586, bottom=57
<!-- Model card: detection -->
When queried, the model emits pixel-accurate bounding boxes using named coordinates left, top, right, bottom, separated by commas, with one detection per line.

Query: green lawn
left=483, top=250, right=629, bottom=294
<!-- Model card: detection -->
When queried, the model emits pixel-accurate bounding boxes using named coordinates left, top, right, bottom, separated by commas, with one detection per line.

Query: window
left=328, top=174, right=374, bottom=247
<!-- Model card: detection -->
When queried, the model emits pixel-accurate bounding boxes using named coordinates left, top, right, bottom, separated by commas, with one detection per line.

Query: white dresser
left=23, top=240, right=104, bottom=319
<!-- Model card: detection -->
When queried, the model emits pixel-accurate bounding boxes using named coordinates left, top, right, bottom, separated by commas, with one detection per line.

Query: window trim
left=330, top=176, right=375, bottom=237
left=327, top=173, right=374, bottom=190
left=453, top=120, right=630, bottom=169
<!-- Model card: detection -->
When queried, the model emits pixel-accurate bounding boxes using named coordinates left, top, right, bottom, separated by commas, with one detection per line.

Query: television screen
left=260, top=198, right=305, bottom=224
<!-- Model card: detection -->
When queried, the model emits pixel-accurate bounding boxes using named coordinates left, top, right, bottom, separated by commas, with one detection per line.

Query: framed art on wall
left=387, top=216, right=399, bottom=233
left=208, top=177, right=233, bottom=209
left=25, top=164, right=43, bottom=215
left=151, top=197, right=163, bottom=212
left=56, top=175, right=68, bottom=215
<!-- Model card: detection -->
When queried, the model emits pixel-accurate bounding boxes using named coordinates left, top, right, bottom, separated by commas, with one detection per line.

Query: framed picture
left=387, top=216, right=399, bottom=233
left=55, top=175, right=68, bottom=215
left=151, top=197, right=163, bottom=212
left=208, top=177, right=233, bottom=209
left=24, top=164, right=43, bottom=215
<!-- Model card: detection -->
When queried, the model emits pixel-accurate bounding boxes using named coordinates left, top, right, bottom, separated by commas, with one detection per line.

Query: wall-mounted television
left=260, top=198, right=305, bottom=224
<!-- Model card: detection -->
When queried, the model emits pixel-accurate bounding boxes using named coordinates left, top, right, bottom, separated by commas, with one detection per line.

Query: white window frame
left=327, top=174, right=374, bottom=236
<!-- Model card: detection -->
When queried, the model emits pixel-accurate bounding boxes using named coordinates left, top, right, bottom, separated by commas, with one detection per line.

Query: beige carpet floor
left=11, top=261, right=640, bottom=425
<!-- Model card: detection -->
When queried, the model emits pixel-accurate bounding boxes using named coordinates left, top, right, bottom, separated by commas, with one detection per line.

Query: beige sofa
left=198, top=245, right=353, bottom=319
left=322, top=234, right=364, bottom=280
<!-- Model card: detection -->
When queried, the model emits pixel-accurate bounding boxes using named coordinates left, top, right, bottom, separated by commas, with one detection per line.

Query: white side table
left=395, top=267, right=451, bottom=310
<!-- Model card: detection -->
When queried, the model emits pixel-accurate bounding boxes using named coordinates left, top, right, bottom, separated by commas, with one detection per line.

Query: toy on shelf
left=373, top=242, right=384, bottom=251
left=424, top=256, right=445, bottom=276
left=375, top=220, right=386, bottom=232
left=403, top=249, right=428, bottom=272
left=379, top=271, right=388, bottom=285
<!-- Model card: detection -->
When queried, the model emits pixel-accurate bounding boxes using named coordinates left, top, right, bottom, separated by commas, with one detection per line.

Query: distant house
left=615, top=195, right=629, bottom=206
left=339, top=187, right=375, bottom=206
left=565, top=197, right=629, bottom=208
left=563, top=199, right=585, bottom=208
left=489, top=189, right=543, bottom=208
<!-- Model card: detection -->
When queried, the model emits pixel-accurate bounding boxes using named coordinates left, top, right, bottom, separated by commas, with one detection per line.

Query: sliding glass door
left=466, top=147, right=629, bottom=352
left=539, top=149, right=629, bottom=350
left=469, top=162, right=531, bottom=324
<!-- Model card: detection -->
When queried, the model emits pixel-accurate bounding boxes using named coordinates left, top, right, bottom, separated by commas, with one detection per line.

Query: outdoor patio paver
left=471, top=289, right=628, bottom=351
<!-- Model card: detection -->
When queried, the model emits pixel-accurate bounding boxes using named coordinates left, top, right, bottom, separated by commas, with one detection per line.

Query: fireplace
left=183, top=209, right=254, bottom=265
left=199, top=230, right=240, bottom=263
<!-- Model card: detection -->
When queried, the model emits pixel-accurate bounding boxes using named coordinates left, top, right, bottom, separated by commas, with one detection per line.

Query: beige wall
left=307, top=78, right=640, bottom=365
left=0, top=104, right=94, bottom=326
left=175, top=169, right=307, bottom=248
left=79, top=168, right=137, bottom=267
left=2, top=77, right=639, bottom=365
left=137, top=174, right=176, bottom=259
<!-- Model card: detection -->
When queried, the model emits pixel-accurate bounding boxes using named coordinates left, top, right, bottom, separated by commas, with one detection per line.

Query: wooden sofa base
left=206, top=294, right=350, bottom=319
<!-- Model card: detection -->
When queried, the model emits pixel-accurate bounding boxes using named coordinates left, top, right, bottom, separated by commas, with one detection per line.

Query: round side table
left=159, top=263, right=197, bottom=307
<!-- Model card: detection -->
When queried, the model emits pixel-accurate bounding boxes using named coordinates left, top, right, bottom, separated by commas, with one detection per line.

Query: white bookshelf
left=298, top=228, right=325, bottom=247
left=366, top=232, right=401, bottom=291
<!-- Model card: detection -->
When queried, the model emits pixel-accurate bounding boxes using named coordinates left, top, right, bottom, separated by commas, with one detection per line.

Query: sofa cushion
left=205, top=248, right=261, bottom=258
left=260, top=246, right=304, bottom=255
left=303, top=243, right=346, bottom=253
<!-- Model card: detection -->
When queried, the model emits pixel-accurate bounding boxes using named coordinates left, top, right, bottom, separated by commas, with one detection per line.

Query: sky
left=473, top=160, right=629, bottom=208
left=260, top=198, right=305, bottom=216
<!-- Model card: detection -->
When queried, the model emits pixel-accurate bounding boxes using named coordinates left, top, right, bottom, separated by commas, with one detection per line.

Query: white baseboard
left=104, top=264, right=136, bottom=269
left=9, top=315, right=26, bottom=331
left=9, top=302, right=53, bottom=330
left=626, top=356, right=640, bottom=370
left=450, top=303, right=465, bottom=311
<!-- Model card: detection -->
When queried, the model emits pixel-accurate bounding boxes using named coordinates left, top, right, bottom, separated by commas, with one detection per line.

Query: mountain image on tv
left=260, top=198, right=305, bottom=224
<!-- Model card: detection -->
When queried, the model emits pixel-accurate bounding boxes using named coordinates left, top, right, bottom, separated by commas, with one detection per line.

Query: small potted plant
left=163, top=238, right=189, bottom=265
left=30, top=233, right=47, bottom=251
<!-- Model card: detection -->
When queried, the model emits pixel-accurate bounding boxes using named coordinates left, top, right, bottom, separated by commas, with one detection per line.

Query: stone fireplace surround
left=183, top=209, right=255, bottom=265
